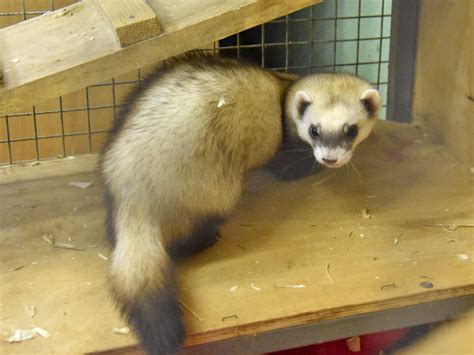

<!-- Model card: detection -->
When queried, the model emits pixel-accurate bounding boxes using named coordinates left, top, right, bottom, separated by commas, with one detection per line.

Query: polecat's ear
left=294, top=90, right=312, bottom=117
left=360, top=89, right=381, bottom=118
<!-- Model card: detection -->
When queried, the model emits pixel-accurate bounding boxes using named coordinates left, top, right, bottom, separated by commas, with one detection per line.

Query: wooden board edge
left=92, top=0, right=162, bottom=47
left=0, top=154, right=98, bottom=184
left=183, top=285, right=474, bottom=346
left=89, top=285, right=474, bottom=354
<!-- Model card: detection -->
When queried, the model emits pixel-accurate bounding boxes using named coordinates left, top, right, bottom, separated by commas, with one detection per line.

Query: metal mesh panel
left=0, top=0, right=391, bottom=165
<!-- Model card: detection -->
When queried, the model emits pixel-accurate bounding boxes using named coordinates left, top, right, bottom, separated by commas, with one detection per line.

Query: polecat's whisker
left=279, top=154, right=314, bottom=174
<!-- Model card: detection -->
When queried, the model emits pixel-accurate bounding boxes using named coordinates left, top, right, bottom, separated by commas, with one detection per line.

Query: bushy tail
left=106, top=205, right=185, bottom=355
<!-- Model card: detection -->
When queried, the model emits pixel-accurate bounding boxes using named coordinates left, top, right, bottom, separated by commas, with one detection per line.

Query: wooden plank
left=95, top=296, right=474, bottom=354
left=412, top=0, right=474, bottom=165
left=0, top=0, right=322, bottom=115
left=93, top=0, right=161, bottom=47
left=1, top=121, right=473, bottom=354
left=180, top=297, right=474, bottom=354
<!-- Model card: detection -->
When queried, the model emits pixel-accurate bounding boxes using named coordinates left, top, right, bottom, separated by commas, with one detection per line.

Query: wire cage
left=0, top=0, right=391, bottom=165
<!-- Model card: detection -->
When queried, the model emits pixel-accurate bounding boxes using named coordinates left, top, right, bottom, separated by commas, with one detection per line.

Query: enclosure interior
left=0, top=0, right=473, bottom=354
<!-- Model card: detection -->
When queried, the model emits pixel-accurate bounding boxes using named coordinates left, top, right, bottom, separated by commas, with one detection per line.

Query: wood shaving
left=457, top=254, right=470, bottom=261
left=113, top=327, right=130, bottom=335
left=42, top=234, right=85, bottom=251
left=53, top=8, right=73, bottom=18
left=32, top=327, right=50, bottom=338
left=25, top=305, right=36, bottom=317
left=346, top=336, right=361, bottom=352
left=275, top=284, right=306, bottom=289
left=250, top=283, right=262, bottom=291
left=66, top=34, right=79, bottom=41
left=217, top=96, right=226, bottom=108
left=326, top=263, right=335, bottom=284
left=69, top=181, right=93, bottom=189
left=89, top=36, right=95, bottom=41
left=361, top=209, right=372, bottom=219
left=229, top=285, right=238, bottom=292
left=6, top=329, right=35, bottom=343
left=6, top=327, right=50, bottom=343
left=393, top=238, right=399, bottom=245
left=98, top=253, right=108, bottom=261
left=10, top=58, right=20, bottom=64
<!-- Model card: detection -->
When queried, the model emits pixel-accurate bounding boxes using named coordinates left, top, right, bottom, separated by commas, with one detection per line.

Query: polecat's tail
left=107, top=204, right=184, bottom=355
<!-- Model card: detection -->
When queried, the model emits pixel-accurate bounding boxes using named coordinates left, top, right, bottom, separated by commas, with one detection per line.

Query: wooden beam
left=94, top=0, right=162, bottom=47
left=0, top=0, right=322, bottom=115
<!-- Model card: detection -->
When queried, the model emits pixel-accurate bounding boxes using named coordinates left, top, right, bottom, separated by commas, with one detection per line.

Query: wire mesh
left=0, top=0, right=391, bottom=165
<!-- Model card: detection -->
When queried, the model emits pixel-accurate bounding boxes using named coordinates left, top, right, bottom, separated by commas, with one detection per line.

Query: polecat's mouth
left=321, top=161, right=344, bottom=168
left=317, top=159, right=347, bottom=168
left=314, top=148, right=352, bottom=169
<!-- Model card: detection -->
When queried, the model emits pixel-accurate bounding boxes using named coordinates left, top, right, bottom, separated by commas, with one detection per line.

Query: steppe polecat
left=100, top=54, right=380, bottom=354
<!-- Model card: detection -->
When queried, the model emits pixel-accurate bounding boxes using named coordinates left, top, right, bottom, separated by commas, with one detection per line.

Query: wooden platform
left=1, top=121, right=473, bottom=354
left=0, top=0, right=321, bottom=114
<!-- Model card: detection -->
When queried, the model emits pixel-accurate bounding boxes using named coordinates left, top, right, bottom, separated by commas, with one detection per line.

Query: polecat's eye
left=345, top=124, right=358, bottom=139
left=309, top=124, right=320, bottom=139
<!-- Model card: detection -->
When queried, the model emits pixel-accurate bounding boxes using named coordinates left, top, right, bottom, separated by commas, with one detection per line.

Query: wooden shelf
left=1, top=121, right=473, bottom=354
left=0, top=0, right=321, bottom=115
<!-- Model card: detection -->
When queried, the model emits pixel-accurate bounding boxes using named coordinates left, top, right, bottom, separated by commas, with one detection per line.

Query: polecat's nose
left=322, top=158, right=337, bottom=164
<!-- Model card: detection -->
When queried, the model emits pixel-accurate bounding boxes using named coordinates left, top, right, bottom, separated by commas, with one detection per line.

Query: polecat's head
left=286, top=74, right=381, bottom=168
